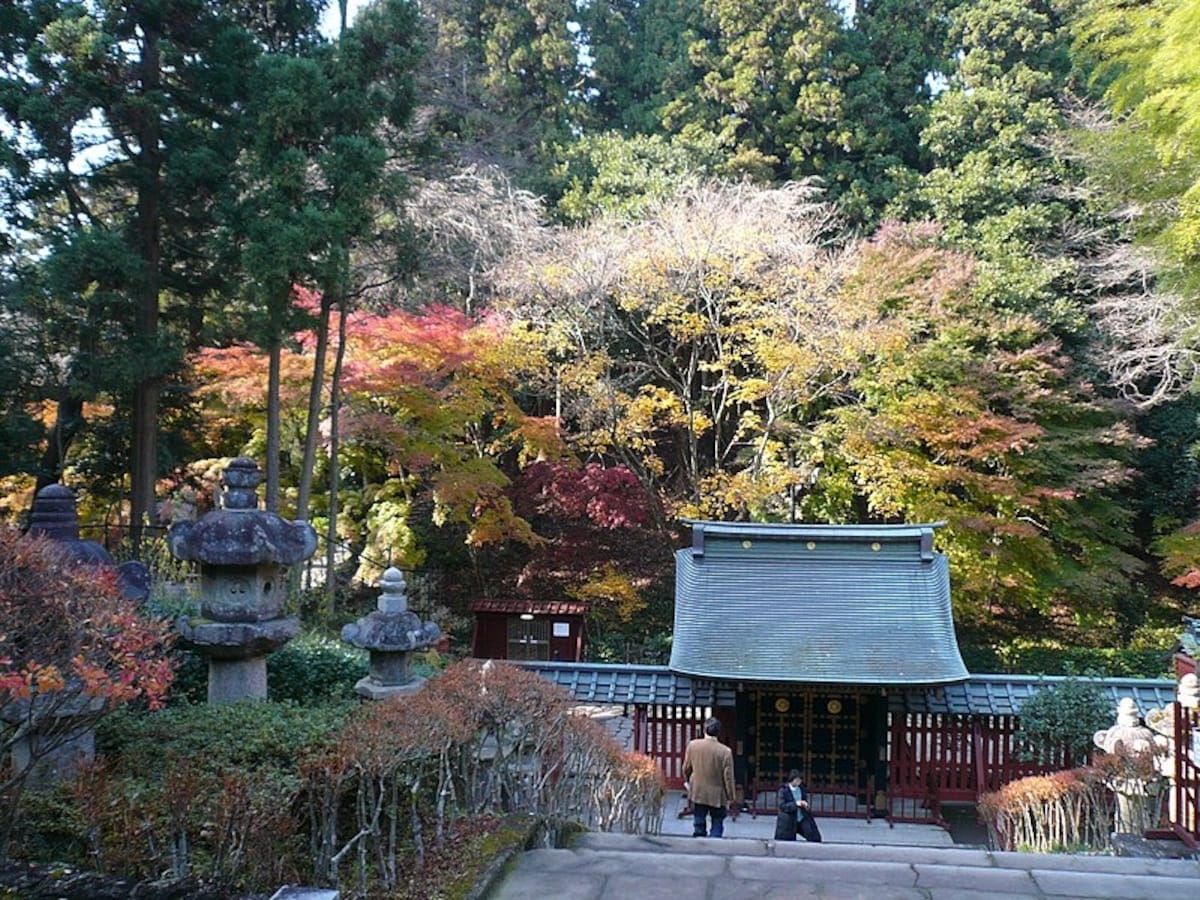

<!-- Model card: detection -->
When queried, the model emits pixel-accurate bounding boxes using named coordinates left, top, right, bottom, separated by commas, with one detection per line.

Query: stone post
left=341, top=568, right=440, bottom=700
left=168, top=458, right=316, bottom=703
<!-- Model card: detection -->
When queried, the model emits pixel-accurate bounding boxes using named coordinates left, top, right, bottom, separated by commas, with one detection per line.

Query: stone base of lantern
left=2, top=693, right=105, bottom=786
left=209, top=656, right=269, bottom=703
left=353, top=675, right=427, bottom=702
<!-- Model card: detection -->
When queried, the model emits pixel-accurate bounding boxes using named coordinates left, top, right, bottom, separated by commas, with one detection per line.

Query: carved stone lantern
left=28, top=484, right=150, bottom=602
left=1094, top=697, right=1167, bottom=834
left=342, top=567, right=440, bottom=700
left=168, top=458, right=316, bottom=703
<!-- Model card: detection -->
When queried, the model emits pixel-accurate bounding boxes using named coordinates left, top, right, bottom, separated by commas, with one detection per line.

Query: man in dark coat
left=682, top=717, right=736, bottom=837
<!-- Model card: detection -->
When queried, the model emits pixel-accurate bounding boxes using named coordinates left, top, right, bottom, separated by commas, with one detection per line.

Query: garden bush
left=979, top=768, right=1113, bottom=852
left=19, top=661, right=662, bottom=897
left=302, top=660, right=665, bottom=894
left=0, top=526, right=175, bottom=857
left=166, top=632, right=371, bottom=705
left=959, top=642, right=1171, bottom=678
left=57, top=700, right=357, bottom=891
left=1015, top=676, right=1110, bottom=767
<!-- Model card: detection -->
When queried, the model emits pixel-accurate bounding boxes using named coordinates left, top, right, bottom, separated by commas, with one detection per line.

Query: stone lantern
left=168, top=458, right=316, bottom=703
left=27, top=483, right=150, bottom=601
left=342, top=567, right=440, bottom=700
left=1094, top=697, right=1167, bottom=834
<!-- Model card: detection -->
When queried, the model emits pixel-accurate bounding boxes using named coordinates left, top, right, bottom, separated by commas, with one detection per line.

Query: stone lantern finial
left=1178, top=673, right=1199, bottom=709
left=378, top=567, right=408, bottom=614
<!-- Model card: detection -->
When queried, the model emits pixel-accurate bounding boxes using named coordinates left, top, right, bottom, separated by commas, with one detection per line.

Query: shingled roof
left=517, top=662, right=1177, bottom=717
left=668, top=520, right=969, bottom=685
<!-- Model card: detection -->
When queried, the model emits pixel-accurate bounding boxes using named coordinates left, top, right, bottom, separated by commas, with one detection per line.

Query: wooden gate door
left=751, top=689, right=870, bottom=814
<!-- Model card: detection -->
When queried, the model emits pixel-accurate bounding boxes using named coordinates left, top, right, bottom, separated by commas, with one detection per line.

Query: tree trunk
left=32, top=396, right=85, bottom=495
left=297, top=293, right=334, bottom=523
left=325, top=302, right=349, bottom=613
left=266, top=341, right=282, bottom=513
left=130, top=21, right=164, bottom=553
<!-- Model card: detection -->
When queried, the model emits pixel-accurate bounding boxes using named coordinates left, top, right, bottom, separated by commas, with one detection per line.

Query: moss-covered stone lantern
left=342, top=567, right=440, bottom=700
left=168, top=458, right=316, bottom=703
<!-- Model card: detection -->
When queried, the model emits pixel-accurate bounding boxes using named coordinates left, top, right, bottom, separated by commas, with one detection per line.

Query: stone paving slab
left=489, top=870, right=604, bottom=900
left=773, top=841, right=994, bottom=866
left=1029, top=869, right=1200, bottom=899
left=991, top=850, right=1200, bottom=877
left=710, top=879, right=825, bottom=899
left=550, top=847, right=729, bottom=878
left=912, top=863, right=1037, bottom=893
left=491, top=820, right=1200, bottom=900
left=599, top=873, right=712, bottom=899
left=729, top=855, right=920, bottom=886
left=925, top=890, right=1038, bottom=900
left=575, top=831, right=770, bottom=856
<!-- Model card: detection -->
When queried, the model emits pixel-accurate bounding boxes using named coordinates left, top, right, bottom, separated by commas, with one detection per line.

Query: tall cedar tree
left=0, top=1, right=322, bottom=543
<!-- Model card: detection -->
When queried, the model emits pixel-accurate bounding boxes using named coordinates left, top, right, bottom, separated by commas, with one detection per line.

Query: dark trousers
left=693, top=803, right=726, bottom=837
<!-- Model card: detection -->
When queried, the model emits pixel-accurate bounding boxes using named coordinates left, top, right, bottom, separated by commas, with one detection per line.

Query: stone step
left=489, top=833, right=1200, bottom=899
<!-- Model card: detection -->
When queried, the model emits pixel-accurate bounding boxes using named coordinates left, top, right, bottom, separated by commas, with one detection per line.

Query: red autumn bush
left=303, top=660, right=665, bottom=893
left=0, top=525, right=175, bottom=853
left=978, top=766, right=1112, bottom=852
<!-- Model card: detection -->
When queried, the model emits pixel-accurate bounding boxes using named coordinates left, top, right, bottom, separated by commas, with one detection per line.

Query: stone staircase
left=487, top=832, right=1200, bottom=899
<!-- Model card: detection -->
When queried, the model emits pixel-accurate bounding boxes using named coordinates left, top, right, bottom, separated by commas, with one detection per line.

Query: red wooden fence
left=637, top=706, right=1090, bottom=823
left=639, top=704, right=711, bottom=788
left=1170, top=701, right=1200, bottom=848
left=887, top=712, right=1070, bottom=823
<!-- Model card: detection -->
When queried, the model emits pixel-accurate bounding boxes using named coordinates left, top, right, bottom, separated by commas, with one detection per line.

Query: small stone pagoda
left=168, top=458, right=316, bottom=703
left=342, top=567, right=440, bottom=700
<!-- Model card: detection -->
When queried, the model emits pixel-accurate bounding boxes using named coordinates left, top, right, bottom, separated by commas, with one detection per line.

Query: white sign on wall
left=553, top=622, right=570, bottom=637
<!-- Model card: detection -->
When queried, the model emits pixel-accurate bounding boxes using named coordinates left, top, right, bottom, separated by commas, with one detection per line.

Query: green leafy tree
left=546, top=132, right=719, bottom=224
left=1073, top=0, right=1200, bottom=296
left=1015, top=676, right=1110, bottom=766
left=894, top=0, right=1089, bottom=336
left=0, top=1, right=323, bottom=540
left=580, top=0, right=707, bottom=135
left=816, top=225, right=1143, bottom=638
left=667, top=0, right=848, bottom=180
left=417, top=0, right=579, bottom=180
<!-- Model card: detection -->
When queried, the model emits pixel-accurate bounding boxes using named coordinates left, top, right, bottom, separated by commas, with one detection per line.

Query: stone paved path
left=489, top=832, right=1200, bottom=900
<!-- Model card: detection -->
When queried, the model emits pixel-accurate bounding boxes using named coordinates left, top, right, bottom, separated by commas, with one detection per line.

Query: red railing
left=1171, top=701, right=1200, bottom=848
left=886, top=712, right=1069, bottom=824
left=641, top=703, right=711, bottom=788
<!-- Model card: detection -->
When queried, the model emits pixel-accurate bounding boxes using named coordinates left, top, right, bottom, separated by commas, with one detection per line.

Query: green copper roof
left=669, top=520, right=969, bottom=685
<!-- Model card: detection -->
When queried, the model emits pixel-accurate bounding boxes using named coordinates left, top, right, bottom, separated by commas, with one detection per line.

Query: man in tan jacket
left=682, top=717, right=736, bottom=837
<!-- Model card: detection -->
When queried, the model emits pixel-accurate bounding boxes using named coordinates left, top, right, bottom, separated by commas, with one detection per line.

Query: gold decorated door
left=752, top=689, right=865, bottom=790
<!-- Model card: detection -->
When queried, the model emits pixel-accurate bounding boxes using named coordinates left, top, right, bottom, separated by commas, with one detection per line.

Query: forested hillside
left=2, top=0, right=1198, bottom=660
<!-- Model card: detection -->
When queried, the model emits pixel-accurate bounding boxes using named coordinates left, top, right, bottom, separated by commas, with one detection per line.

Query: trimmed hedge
left=168, top=631, right=370, bottom=704
left=97, top=698, right=354, bottom=772
left=960, top=643, right=1172, bottom=679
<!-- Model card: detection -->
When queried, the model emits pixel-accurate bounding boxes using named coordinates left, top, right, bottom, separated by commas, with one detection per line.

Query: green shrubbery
left=167, top=632, right=371, bottom=704
left=1015, top=676, right=1111, bottom=767
left=14, top=661, right=661, bottom=896
left=959, top=643, right=1171, bottom=678
left=10, top=700, right=355, bottom=890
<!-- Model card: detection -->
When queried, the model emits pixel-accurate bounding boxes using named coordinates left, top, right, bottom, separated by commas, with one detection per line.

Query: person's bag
left=798, top=809, right=822, bottom=843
